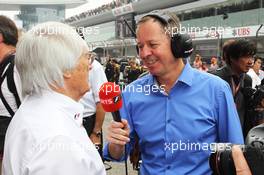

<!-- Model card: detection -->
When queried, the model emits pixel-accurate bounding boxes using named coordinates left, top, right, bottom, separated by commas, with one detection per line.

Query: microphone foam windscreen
left=99, top=82, right=122, bottom=112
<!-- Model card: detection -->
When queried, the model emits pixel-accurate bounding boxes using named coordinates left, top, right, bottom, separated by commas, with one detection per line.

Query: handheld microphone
left=99, top=82, right=129, bottom=175
left=99, top=82, right=122, bottom=122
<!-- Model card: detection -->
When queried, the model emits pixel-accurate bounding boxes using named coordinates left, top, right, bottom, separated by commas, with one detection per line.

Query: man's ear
left=0, top=33, right=3, bottom=43
left=63, top=71, right=72, bottom=79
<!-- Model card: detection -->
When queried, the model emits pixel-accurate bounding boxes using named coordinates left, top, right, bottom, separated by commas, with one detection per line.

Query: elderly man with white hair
left=2, top=22, right=106, bottom=175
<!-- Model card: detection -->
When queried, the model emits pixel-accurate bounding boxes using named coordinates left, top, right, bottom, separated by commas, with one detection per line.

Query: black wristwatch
left=92, top=131, right=102, bottom=137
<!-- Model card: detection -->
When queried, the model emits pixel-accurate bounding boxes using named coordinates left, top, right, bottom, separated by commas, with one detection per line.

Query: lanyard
left=231, top=77, right=241, bottom=97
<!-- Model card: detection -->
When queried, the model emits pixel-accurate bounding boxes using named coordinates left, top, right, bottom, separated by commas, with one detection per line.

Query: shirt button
left=167, top=165, right=171, bottom=169
left=167, top=119, right=171, bottom=123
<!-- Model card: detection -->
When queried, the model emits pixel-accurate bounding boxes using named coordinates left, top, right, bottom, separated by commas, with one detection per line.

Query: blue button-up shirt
left=104, top=63, right=244, bottom=175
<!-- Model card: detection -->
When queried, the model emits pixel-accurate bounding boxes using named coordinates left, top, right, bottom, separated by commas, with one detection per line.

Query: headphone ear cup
left=171, top=33, right=182, bottom=59
left=171, top=34, right=193, bottom=59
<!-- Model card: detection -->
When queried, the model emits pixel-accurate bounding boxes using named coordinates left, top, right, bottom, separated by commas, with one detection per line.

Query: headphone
left=140, top=11, right=193, bottom=59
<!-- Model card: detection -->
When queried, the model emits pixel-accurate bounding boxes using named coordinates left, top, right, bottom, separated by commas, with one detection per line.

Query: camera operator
left=213, top=39, right=256, bottom=137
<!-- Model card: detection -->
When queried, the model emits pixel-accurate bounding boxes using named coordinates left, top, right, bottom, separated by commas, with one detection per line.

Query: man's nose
left=140, top=46, right=152, bottom=59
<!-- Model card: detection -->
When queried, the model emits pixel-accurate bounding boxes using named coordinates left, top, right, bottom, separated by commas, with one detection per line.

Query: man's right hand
left=106, top=119, right=130, bottom=146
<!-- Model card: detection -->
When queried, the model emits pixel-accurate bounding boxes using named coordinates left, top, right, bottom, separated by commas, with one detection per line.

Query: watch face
left=95, top=131, right=102, bottom=137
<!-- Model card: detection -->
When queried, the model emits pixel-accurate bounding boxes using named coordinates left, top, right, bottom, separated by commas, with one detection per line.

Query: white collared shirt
left=247, top=68, right=261, bottom=89
left=79, top=60, right=107, bottom=117
left=2, top=90, right=106, bottom=175
left=259, top=69, right=264, bottom=80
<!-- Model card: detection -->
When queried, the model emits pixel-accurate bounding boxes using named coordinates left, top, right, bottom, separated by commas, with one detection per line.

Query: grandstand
left=64, top=0, right=264, bottom=62
left=0, top=0, right=87, bottom=30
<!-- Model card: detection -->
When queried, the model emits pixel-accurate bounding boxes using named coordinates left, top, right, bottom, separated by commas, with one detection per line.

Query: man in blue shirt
left=104, top=11, right=244, bottom=175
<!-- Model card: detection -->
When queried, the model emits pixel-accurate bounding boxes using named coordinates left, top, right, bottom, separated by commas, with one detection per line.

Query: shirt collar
left=178, top=61, right=194, bottom=87
left=147, top=61, right=194, bottom=87
left=41, top=90, right=84, bottom=127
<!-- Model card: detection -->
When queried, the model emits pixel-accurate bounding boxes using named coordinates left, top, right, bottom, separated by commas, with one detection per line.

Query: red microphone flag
left=99, top=82, right=122, bottom=112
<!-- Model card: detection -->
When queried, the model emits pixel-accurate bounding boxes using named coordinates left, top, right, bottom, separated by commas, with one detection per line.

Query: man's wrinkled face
left=66, top=51, right=93, bottom=99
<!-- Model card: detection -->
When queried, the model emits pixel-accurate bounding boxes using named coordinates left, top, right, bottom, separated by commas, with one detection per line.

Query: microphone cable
left=124, top=144, right=128, bottom=175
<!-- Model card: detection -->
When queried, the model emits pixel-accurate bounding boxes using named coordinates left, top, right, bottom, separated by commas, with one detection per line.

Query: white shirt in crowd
left=2, top=90, right=106, bottom=175
left=0, top=66, right=22, bottom=117
left=79, top=60, right=107, bottom=117
left=247, top=68, right=261, bottom=89
left=259, top=69, right=264, bottom=81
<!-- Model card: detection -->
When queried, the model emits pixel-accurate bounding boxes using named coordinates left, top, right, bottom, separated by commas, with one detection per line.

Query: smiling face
left=136, top=19, right=178, bottom=77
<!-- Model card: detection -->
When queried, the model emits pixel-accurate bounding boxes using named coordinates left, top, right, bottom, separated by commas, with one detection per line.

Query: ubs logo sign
left=232, top=28, right=250, bottom=37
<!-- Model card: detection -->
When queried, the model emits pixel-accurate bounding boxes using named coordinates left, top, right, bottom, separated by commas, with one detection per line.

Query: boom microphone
left=99, top=82, right=122, bottom=122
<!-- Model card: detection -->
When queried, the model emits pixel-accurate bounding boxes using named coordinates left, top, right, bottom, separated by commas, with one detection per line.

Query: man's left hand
left=90, top=133, right=101, bottom=145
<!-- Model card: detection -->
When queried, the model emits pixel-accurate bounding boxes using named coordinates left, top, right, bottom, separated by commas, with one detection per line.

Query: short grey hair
left=136, top=11, right=180, bottom=37
left=15, top=22, right=88, bottom=96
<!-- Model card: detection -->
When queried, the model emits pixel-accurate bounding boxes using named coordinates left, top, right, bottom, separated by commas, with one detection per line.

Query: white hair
left=15, top=22, right=88, bottom=96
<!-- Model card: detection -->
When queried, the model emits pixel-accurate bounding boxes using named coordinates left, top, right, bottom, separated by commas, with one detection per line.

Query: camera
left=243, top=85, right=264, bottom=111
left=209, top=124, right=264, bottom=175
left=243, top=85, right=264, bottom=128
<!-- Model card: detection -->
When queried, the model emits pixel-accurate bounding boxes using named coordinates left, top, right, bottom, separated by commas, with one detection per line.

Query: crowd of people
left=192, top=54, right=220, bottom=72
left=104, top=56, right=147, bottom=86
left=64, top=0, right=138, bottom=23
left=0, top=10, right=263, bottom=175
